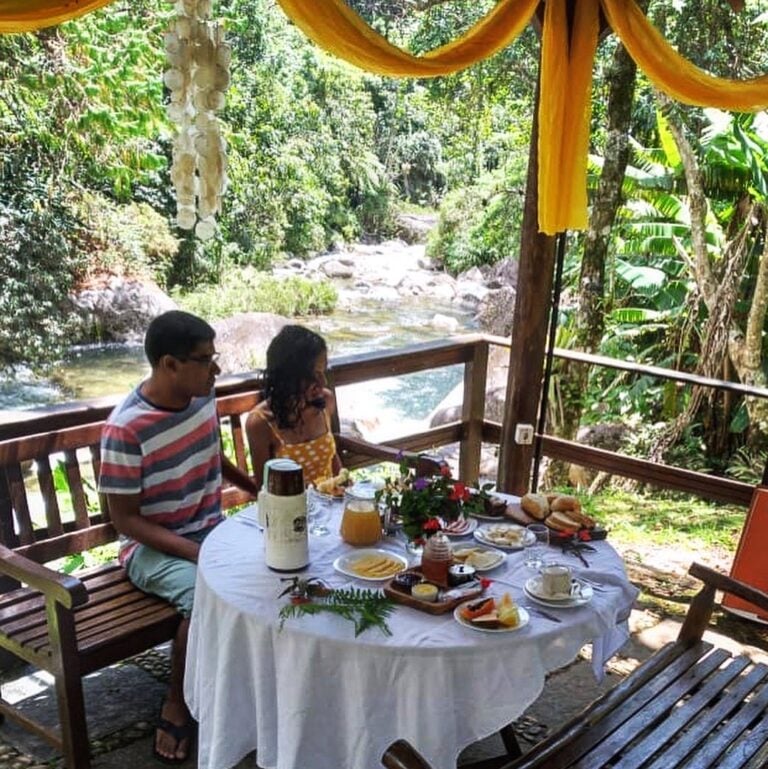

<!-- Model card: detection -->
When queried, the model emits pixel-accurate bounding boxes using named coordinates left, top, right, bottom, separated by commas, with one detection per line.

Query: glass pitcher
left=340, top=484, right=382, bottom=546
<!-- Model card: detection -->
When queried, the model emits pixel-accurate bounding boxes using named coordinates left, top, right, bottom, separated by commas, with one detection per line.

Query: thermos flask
left=263, top=458, right=309, bottom=571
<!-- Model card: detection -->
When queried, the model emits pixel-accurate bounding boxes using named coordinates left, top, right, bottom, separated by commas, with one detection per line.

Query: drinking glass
left=524, top=523, right=549, bottom=569
left=307, top=489, right=333, bottom=536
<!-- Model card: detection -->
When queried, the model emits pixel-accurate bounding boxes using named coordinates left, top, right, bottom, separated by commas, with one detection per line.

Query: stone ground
left=1, top=541, right=766, bottom=769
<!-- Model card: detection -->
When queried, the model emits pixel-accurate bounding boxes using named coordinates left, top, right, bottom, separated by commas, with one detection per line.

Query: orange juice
left=340, top=500, right=382, bottom=546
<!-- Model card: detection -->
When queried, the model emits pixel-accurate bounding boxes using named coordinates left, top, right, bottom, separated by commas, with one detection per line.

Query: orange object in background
left=723, top=486, right=768, bottom=624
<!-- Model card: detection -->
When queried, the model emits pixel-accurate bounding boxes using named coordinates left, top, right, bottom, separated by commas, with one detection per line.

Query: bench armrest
left=0, top=543, right=88, bottom=609
left=381, top=739, right=432, bottom=769
left=689, top=561, right=768, bottom=612
left=335, top=434, right=445, bottom=477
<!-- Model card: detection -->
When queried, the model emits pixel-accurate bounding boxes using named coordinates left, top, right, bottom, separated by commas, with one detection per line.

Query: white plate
left=474, top=523, right=532, bottom=550
left=451, top=544, right=506, bottom=572
left=524, top=577, right=593, bottom=607
left=453, top=601, right=530, bottom=633
left=333, top=549, right=409, bottom=582
left=439, top=516, right=478, bottom=537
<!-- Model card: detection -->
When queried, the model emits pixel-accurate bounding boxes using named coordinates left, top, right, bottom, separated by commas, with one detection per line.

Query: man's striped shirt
left=99, top=387, right=223, bottom=563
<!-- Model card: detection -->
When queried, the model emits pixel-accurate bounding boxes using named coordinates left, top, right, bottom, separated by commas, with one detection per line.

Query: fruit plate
left=453, top=601, right=530, bottom=633
left=524, top=577, right=593, bottom=607
left=474, top=523, right=533, bottom=550
left=439, top=516, right=478, bottom=537
left=333, top=549, right=409, bottom=582
left=451, top=544, right=506, bottom=572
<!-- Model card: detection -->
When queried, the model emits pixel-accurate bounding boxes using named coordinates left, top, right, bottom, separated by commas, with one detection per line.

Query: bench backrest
left=0, top=386, right=262, bottom=565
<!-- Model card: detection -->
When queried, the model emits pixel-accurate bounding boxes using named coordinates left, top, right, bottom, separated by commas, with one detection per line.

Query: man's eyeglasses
left=178, top=352, right=220, bottom=366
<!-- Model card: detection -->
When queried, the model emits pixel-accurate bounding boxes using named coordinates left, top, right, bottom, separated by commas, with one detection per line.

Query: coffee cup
left=540, top=563, right=572, bottom=597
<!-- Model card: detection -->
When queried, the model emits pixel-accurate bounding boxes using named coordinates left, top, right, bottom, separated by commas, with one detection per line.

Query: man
left=99, top=310, right=258, bottom=764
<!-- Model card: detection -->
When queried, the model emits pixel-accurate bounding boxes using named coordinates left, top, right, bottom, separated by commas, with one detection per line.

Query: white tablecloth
left=185, top=501, right=638, bottom=769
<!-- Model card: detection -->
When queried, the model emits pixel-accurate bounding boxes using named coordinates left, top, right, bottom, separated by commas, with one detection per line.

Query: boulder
left=213, top=312, right=289, bottom=374
left=488, top=258, right=519, bottom=289
left=395, top=212, right=438, bottom=244
left=454, top=279, right=488, bottom=307
left=67, top=277, right=177, bottom=344
left=457, top=266, right=486, bottom=284
left=568, top=423, right=628, bottom=489
left=475, top=286, right=516, bottom=337
left=430, top=314, right=460, bottom=333
left=321, top=259, right=355, bottom=279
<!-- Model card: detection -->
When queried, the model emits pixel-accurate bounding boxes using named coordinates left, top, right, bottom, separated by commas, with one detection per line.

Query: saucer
left=524, top=577, right=593, bottom=607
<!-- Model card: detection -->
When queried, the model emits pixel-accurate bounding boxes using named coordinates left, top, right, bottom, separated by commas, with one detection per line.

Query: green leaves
left=278, top=587, right=395, bottom=637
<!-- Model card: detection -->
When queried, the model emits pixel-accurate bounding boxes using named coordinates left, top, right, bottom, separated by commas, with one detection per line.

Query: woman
left=246, top=325, right=342, bottom=489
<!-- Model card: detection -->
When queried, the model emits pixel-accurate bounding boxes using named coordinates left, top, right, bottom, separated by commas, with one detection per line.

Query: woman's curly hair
left=264, top=325, right=327, bottom=429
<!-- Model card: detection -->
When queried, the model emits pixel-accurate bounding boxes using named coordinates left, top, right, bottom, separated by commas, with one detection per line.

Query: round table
left=185, top=501, right=638, bottom=769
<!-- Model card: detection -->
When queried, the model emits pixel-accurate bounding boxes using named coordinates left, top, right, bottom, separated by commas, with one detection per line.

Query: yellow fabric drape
left=539, top=0, right=599, bottom=234
left=601, top=0, right=768, bottom=111
left=275, top=0, right=538, bottom=77
left=0, top=0, right=114, bottom=33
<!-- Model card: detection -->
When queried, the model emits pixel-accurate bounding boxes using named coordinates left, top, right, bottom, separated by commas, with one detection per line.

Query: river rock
left=454, top=279, right=488, bottom=307
left=320, top=259, right=355, bottom=279
left=568, top=424, right=628, bottom=488
left=430, top=314, right=460, bottom=333
left=366, top=286, right=402, bottom=303
left=67, top=277, right=177, bottom=343
left=488, top=258, right=519, bottom=289
left=213, top=312, right=289, bottom=374
left=475, top=286, right=516, bottom=337
left=458, top=266, right=486, bottom=284
left=395, top=212, right=438, bottom=243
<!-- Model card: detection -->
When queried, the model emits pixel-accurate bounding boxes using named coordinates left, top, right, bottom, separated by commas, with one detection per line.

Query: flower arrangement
left=377, top=457, right=490, bottom=545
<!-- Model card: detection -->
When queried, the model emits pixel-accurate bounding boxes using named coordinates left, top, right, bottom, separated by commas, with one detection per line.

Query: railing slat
left=459, top=339, right=488, bottom=484
left=63, top=450, right=90, bottom=529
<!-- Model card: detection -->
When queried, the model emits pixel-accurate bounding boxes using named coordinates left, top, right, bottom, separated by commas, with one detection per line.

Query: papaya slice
left=461, top=597, right=496, bottom=621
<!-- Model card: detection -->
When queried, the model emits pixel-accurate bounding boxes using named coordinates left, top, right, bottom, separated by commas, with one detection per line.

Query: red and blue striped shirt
left=99, top=387, right=223, bottom=564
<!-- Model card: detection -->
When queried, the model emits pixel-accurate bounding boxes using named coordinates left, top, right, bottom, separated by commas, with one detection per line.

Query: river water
left=2, top=293, right=478, bottom=437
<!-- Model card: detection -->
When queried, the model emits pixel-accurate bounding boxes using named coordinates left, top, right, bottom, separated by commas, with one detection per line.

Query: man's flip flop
left=152, top=717, right=196, bottom=765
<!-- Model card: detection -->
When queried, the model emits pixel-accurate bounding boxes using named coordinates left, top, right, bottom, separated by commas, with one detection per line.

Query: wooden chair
left=382, top=562, right=768, bottom=769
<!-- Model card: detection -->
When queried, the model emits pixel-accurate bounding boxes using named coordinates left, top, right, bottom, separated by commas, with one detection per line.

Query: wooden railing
left=0, top=334, right=759, bottom=508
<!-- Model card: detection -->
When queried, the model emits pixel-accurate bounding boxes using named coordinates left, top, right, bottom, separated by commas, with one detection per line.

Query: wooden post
left=496, top=65, right=557, bottom=494
left=459, top=338, right=488, bottom=484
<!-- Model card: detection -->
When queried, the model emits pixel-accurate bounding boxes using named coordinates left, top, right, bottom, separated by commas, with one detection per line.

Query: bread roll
left=545, top=511, right=581, bottom=532
left=521, top=493, right=549, bottom=520
left=504, top=504, right=537, bottom=526
left=562, top=508, right=596, bottom=529
left=550, top=494, right=582, bottom=514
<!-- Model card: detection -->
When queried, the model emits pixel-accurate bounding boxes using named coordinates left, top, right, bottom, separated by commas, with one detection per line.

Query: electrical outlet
left=515, top=424, right=534, bottom=445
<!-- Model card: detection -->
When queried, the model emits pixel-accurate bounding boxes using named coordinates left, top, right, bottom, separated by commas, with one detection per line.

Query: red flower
left=422, top=518, right=442, bottom=535
left=449, top=481, right=468, bottom=501
left=440, top=464, right=451, bottom=477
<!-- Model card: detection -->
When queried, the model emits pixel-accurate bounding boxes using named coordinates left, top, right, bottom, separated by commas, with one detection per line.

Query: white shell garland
left=165, top=0, right=230, bottom=240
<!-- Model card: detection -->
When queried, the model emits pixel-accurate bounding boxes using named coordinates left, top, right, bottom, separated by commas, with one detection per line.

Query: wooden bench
left=381, top=562, right=768, bottom=769
left=0, top=386, right=260, bottom=769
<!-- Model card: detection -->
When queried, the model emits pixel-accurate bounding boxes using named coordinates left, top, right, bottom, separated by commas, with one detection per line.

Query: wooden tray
left=383, top=569, right=484, bottom=615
